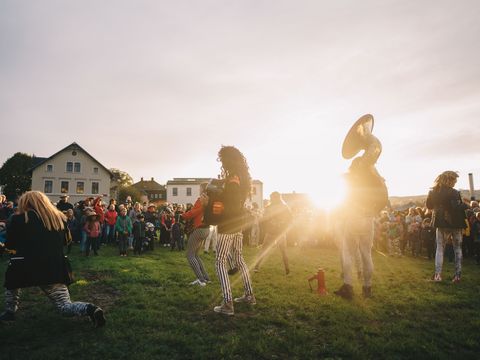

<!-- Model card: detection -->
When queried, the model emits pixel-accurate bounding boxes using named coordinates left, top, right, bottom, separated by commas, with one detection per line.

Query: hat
left=137, top=213, right=145, bottom=219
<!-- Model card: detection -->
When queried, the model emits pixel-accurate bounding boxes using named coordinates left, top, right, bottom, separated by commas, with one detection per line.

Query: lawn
left=0, top=242, right=479, bottom=359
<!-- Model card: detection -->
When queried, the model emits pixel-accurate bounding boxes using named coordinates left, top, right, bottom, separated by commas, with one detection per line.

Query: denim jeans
left=341, top=215, right=374, bottom=287
left=435, top=228, right=462, bottom=276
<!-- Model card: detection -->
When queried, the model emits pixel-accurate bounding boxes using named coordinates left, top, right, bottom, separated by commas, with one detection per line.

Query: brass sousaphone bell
left=342, top=114, right=382, bottom=166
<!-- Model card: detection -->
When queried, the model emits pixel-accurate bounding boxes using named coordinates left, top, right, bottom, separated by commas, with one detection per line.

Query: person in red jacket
left=104, top=204, right=118, bottom=244
left=182, top=183, right=211, bottom=286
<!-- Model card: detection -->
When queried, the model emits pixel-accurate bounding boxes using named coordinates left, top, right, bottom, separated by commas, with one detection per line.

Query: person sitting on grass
left=0, top=191, right=106, bottom=327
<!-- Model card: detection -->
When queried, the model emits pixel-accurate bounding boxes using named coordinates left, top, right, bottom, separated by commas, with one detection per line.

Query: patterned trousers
left=5, top=284, right=92, bottom=316
left=186, top=228, right=211, bottom=282
left=435, top=228, right=462, bottom=276
left=215, top=232, right=253, bottom=303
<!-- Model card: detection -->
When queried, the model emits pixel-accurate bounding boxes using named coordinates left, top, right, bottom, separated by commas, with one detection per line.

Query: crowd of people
left=1, top=163, right=480, bottom=324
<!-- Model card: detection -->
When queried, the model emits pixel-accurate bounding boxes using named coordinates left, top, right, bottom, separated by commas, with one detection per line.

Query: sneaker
left=362, top=286, right=372, bottom=298
left=432, top=273, right=442, bottom=282
left=213, top=301, right=234, bottom=316
left=227, top=267, right=239, bottom=276
left=452, top=275, right=461, bottom=283
left=334, top=284, right=354, bottom=300
left=88, top=306, right=106, bottom=328
left=189, top=279, right=206, bottom=286
left=234, top=294, right=256, bottom=305
left=0, top=311, right=15, bottom=321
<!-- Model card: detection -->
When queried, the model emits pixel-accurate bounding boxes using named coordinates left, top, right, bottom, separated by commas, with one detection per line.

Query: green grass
left=1, top=243, right=479, bottom=359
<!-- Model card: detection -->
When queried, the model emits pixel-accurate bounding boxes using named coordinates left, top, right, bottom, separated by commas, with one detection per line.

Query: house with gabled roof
left=29, top=142, right=113, bottom=204
left=131, top=177, right=167, bottom=205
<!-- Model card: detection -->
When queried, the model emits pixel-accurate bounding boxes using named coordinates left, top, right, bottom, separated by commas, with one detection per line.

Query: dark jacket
left=426, top=187, right=468, bottom=229
left=217, top=176, right=246, bottom=234
left=4, top=211, right=70, bottom=289
left=133, top=221, right=146, bottom=239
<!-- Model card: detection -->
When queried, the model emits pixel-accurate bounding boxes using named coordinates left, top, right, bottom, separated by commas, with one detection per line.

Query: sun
left=308, top=174, right=347, bottom=212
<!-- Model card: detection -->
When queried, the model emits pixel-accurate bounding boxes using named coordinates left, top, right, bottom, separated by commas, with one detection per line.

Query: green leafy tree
left=110, top=168, right=134, bottom=187
left=118, top=185, right=143, bottom=204
left=0, top=152, right=33, bottom=201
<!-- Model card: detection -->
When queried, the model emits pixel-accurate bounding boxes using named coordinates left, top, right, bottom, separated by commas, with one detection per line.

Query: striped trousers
left=215, top=232, right=253, bottom=303
left=186, top=228, right=211, bottom=282
left=5, top=284, right=92, bottom=316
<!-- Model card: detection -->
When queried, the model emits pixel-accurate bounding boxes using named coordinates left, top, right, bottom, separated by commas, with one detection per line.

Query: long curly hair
left=433, top=170, right=458, bottom=190
left=218, top=145, right=252, bottom=200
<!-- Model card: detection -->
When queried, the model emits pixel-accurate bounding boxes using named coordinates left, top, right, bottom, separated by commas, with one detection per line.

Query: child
left=83, top=210, right=101, bottom=256
left=65, top=209, right=78, bottom=254
left=420, top=218, right=436, bottom=260
left=133, top=214, right=146, bottom=255
left=115, top=207, right=132, bottom=257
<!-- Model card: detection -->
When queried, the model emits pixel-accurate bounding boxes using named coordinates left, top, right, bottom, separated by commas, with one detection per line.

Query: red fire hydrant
left=308, top=268, right=328, bottom=295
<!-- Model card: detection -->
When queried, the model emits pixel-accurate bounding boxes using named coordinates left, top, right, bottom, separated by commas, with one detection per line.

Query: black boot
left=334, top=284, right=354, bottom=300
left=87, top=305, right=106, bottom=328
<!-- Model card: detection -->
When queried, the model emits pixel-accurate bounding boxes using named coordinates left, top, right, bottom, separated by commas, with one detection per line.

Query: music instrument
left=342, top=114, right=388, bottom=213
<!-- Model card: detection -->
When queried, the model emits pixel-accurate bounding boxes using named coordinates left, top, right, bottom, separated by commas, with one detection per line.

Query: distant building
left=29, top=142, right=113, bottom=204
left=166, top=177, right=264, bottom=209
left=131, top=177, right=167, bottom=205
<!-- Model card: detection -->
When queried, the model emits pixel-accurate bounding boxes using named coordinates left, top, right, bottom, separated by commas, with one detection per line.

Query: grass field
left=1, top=242, right=479, bottom=359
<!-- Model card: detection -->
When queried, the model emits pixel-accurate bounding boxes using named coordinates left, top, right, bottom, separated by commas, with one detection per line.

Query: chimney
left=141, top=177, right=144, bottom=181
left=151, top=177, right=154, bottom=181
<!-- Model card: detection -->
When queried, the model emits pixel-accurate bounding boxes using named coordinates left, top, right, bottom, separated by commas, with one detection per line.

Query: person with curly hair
left=205, top=145, right=256, bottom=315
left=426, top=171, right=469, bottom=282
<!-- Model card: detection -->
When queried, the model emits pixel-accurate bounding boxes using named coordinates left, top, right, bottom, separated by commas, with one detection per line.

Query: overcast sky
left=1, top=1, right=480, bottom=205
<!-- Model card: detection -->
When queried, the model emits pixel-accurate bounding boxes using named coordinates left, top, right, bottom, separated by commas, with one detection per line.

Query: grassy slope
left=0, top=244, right=479, bottom=360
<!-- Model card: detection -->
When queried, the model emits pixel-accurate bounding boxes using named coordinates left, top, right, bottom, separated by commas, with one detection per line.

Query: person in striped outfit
left=206, top=146, right=255, bottom=316
left=182, top=183, right=211, bottom=286
left=0, top=191, right=106, bottom=327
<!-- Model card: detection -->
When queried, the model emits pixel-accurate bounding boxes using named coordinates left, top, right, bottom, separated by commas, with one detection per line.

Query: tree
left=118, top=185, right=144, bottom=204
left=0, top=152, right=33, bottom=201
left=110, top=168, right=134, bottom=187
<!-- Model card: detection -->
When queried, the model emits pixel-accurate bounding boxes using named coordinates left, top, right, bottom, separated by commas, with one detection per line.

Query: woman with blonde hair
left=426, top=171, right=469, bottom=282
left=0, top=191, right=106, bottom=327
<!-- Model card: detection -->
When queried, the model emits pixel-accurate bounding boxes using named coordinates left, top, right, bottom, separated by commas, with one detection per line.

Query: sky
left=1, top=0, right=480, bottom=208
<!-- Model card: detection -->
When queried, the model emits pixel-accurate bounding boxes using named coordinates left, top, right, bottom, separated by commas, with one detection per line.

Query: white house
left=166, top=177, right=263, bottom=209
left=30, top=142, right=113, bottom=204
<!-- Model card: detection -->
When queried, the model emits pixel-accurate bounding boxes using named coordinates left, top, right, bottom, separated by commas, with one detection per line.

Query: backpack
left=203, top=179, right=225, bottom=226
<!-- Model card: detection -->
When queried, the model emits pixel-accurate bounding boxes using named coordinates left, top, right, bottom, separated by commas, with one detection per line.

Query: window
left=93, top=167, right=99, bottom=174
left=76, top=181, right=84, bottom=194
left=172, top=187, right=178, bottom=196
left=44, top=180, right=53, bottom=193
left=186, top=187, right=192, bottom=196
left=66, top=162, right=73, bottom=172
left=74, top=162, right=81, bottom=173
left=91, top=182, right=99, bottom=194
left=46, top=164, right=53, bottom=172
left=61, top=181, right=69, bottom=193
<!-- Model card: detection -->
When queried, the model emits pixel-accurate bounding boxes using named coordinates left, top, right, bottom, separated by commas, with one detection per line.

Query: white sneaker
left=189, top=279, right=206, bottom=286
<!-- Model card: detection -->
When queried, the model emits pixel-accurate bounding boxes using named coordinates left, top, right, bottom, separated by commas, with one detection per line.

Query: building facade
left=30, top=142, right=113, bottom=204
left=131, top=177, right=167, bottom=206
left=166, top=177, right=263, bottom=209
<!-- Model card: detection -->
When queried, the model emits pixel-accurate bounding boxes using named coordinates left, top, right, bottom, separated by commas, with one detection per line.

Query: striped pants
left=215, top=232, right=253, bottom=303
left=186, top=228, right=211, bottom=282
left=5, top=284, right=92, bottom=316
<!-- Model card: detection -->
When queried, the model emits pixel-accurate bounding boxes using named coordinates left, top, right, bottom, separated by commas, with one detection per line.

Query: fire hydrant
left=308, top=268, right=327, bottom=295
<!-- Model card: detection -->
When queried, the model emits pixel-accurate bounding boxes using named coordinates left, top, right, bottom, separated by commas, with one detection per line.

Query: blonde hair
left=433, top=171, right=458, bottom=189
left=17, top=191, right=66, bottom=231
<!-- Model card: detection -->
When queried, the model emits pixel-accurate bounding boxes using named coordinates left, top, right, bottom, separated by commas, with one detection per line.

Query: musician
left=334, top=115, right=388, bottom=300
